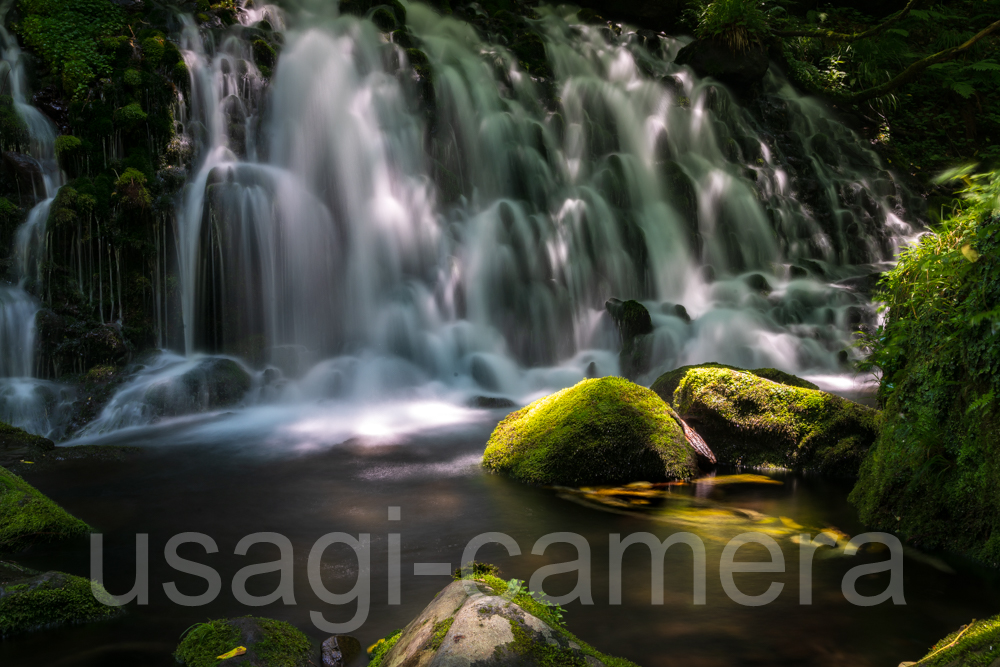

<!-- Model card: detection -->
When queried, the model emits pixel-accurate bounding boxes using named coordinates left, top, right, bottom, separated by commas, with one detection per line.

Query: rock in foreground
left=370, top=576, right=637, bottom=667
left=0, top=465, right=89, bottom=554
left=900, top=615, right=1000, bottom=667
left=0, top=570, right=122, bottom=637
left=483, top=377, right=701, bottom=485
left=174, top=617, right=312, bottom=667
left=663, top=366, right=877, bottom=476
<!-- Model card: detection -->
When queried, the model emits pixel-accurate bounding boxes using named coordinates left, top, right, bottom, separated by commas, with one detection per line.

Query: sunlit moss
left=483, top=377, right=699, bottom=485
left=671, top=366, right=877, bottom=476
left=0, top=463, right=89, bottom=554
left=910, top=615, right=1000, bottom=667
left=174, top=617, right=312, bottom=667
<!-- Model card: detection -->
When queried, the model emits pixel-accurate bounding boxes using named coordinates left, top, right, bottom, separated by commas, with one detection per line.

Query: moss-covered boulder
left=175, top=617, right=313, bottom=667
left=901, top=616, right=1000, bottom=667
left=0, top=466, right=89, bottom=554
left=371, top=575, right=637, bottom=667
left=0, top=570, right=122, bottom=637
left=482, top=377, right=701, bottom=485
left=667, top=366, right=876, bottom=476
left=146, top=357, right=252, bottom=417
left=651, top=362, right=818, bottom=404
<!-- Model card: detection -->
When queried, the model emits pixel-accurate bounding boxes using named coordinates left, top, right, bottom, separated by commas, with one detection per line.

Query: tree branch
left=771, top=0, right=917, bottom=42
left=844, top=19, right=1000, bottom=102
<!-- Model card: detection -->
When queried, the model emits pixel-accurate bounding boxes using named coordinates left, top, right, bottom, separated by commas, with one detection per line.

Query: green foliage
left=852, top=167, right=1000, bottom=564
left=174, top=617, right=312, bottom=667
left=367, top=629, right=403, bottom=667
left=114, top=102, right=148, bottom=130
left=0, top=571, right=122, bottom=637
left=0, top=95, right=29, bottom=152
left=15, top=0, right=126, bottom=97
left=0, top=462, right=90, bottom=554
left=692, top=0, right=770, bottom=51
left=113, top=167, right=152, bottom=209
left=54, top=135, right=83, bottom=156
left=0, top=197, right=19, bottom=223
left=482, top=376, right=700, bottom=485
left=141, top=36, right=165, bottom=68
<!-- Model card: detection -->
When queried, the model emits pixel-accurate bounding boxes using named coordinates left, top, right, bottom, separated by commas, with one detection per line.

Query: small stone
left=322, top=635, right=362, bottom=667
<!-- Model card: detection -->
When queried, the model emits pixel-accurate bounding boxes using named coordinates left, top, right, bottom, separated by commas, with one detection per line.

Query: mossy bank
left=0, top=570, right=122, bottom=637
left=0, top=464, right=89, bottom=554
left=482, top=376, right=701, bottom=485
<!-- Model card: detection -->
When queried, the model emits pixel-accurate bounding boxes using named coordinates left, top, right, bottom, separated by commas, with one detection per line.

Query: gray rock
left=674, top=39, right=768, bottom=95
left=322, top=635, right=361, bottom=667
left=376, top=580, right=613, bottom=667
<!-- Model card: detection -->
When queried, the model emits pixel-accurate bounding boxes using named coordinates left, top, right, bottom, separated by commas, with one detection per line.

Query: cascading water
left=0, top=0, right=75, bottom=437
left=79, top=0, right=917, bottom=438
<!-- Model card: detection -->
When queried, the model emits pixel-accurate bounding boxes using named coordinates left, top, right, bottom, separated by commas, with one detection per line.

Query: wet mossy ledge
left=901, top=615, right=1000, bottom=667
left=661, top=365, right=877, bottom=477
left=0, top=570, right=122, bottom=638
left=0, top=463, right=89, bottom=554
left=370, top=569, right=639, bottom=667
left=174, top=617, right=313, bottom=667
left=482, top=376, right=701, bottom=485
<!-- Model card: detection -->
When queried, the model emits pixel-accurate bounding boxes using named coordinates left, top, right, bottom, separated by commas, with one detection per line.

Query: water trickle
left=0, top=0, right=74, bottom=437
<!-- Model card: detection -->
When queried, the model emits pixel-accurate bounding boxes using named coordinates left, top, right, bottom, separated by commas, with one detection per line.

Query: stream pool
left=2, top=408, right=998, bottom=667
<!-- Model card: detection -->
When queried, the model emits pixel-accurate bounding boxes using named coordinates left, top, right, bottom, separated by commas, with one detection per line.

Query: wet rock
left=573, top=0, right=688, bottom=33
left=322, top=635, right=362, bottom=667
left=605, top=298, right=653, bottom=378
left=674, top=39, right=768, bottom=95
left=1, top=152, right=44, bottom=198
left=0, top=463, right=90, bottom=554
left=0, top=422, right=55, bottom=469
left=470, top=355, right=500, bottom=392
left=174, top=617, right=312, bottom=667
left=145, top=357, right=252, bottom=418
left=369, top=578, right=627, bottom=667
left=743, top=272, right=772, bottom=295
left=0, top=571, right=122, bottom=637
left=664, top=365, right=877, bottom=476
left=482, top=376, right=700, bottom=485
left=468, top=395, right=516, bottom=409
left=31, top=87, right=71, bottom=135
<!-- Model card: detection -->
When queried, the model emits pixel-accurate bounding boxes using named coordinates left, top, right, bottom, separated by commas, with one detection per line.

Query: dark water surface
left=3, top=413, right=999, bottom=667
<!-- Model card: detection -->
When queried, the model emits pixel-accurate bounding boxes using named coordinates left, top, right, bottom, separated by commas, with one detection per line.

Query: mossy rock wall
left=668, top=366, right=876, bottom=476
left=0, top=464, right=90, bottom=554
left=174, top=617, right=313, bottom=667
left=482, top=376, right=700, bottom=485
left=0, top=570, right=122, bottom=637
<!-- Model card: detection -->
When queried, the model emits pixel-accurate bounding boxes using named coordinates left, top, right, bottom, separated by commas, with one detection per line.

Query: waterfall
left=168, top=1, right=912, bottom=391
left=70, top=0, right=918, bottom=437
left=0, top=0, right=74, bottom=437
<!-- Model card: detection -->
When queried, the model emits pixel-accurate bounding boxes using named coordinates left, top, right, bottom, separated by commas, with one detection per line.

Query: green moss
left=910, top=615, right=1000, bottom=667
left=15, top=0, right=125, bottom=97
left=54, top=135, right=83, bottom=156
left=0, top=95, right=29, bottom=152
left=482, top=377, right=699, bottom=485
left=252, top=39, right=277, bottom=69
left=672, top=367, right=877, bottom=476
left=371, top=7, right=397, bottom=31
left=141, top=36, right=165, bottom=68
left=852, top=170, right=1000, bottom=564
left=0, top=571, right=122, bottom=637
left=650, top=362, right=818, bottom=404
left=114, top=102, right=147, bottom=130
left=174, top=617, right=312, bottom=667
left=0, top=464, right=90, bottom=554
left=367, top=629, right=403, bottom=667
left=113, top=168, right=152, bottom=209
left=428, top=617, right=454, bottom=651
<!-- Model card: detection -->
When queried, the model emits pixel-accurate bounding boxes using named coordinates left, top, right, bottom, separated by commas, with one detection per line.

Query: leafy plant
left=693, top=0, right=771, bottom=51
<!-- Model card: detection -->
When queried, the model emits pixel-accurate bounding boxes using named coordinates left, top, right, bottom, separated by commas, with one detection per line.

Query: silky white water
left=6, top=0, right=917, bottom=439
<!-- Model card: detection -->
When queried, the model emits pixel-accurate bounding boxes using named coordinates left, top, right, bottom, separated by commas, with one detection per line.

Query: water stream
left=0, top=0, right=75, bottom=437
